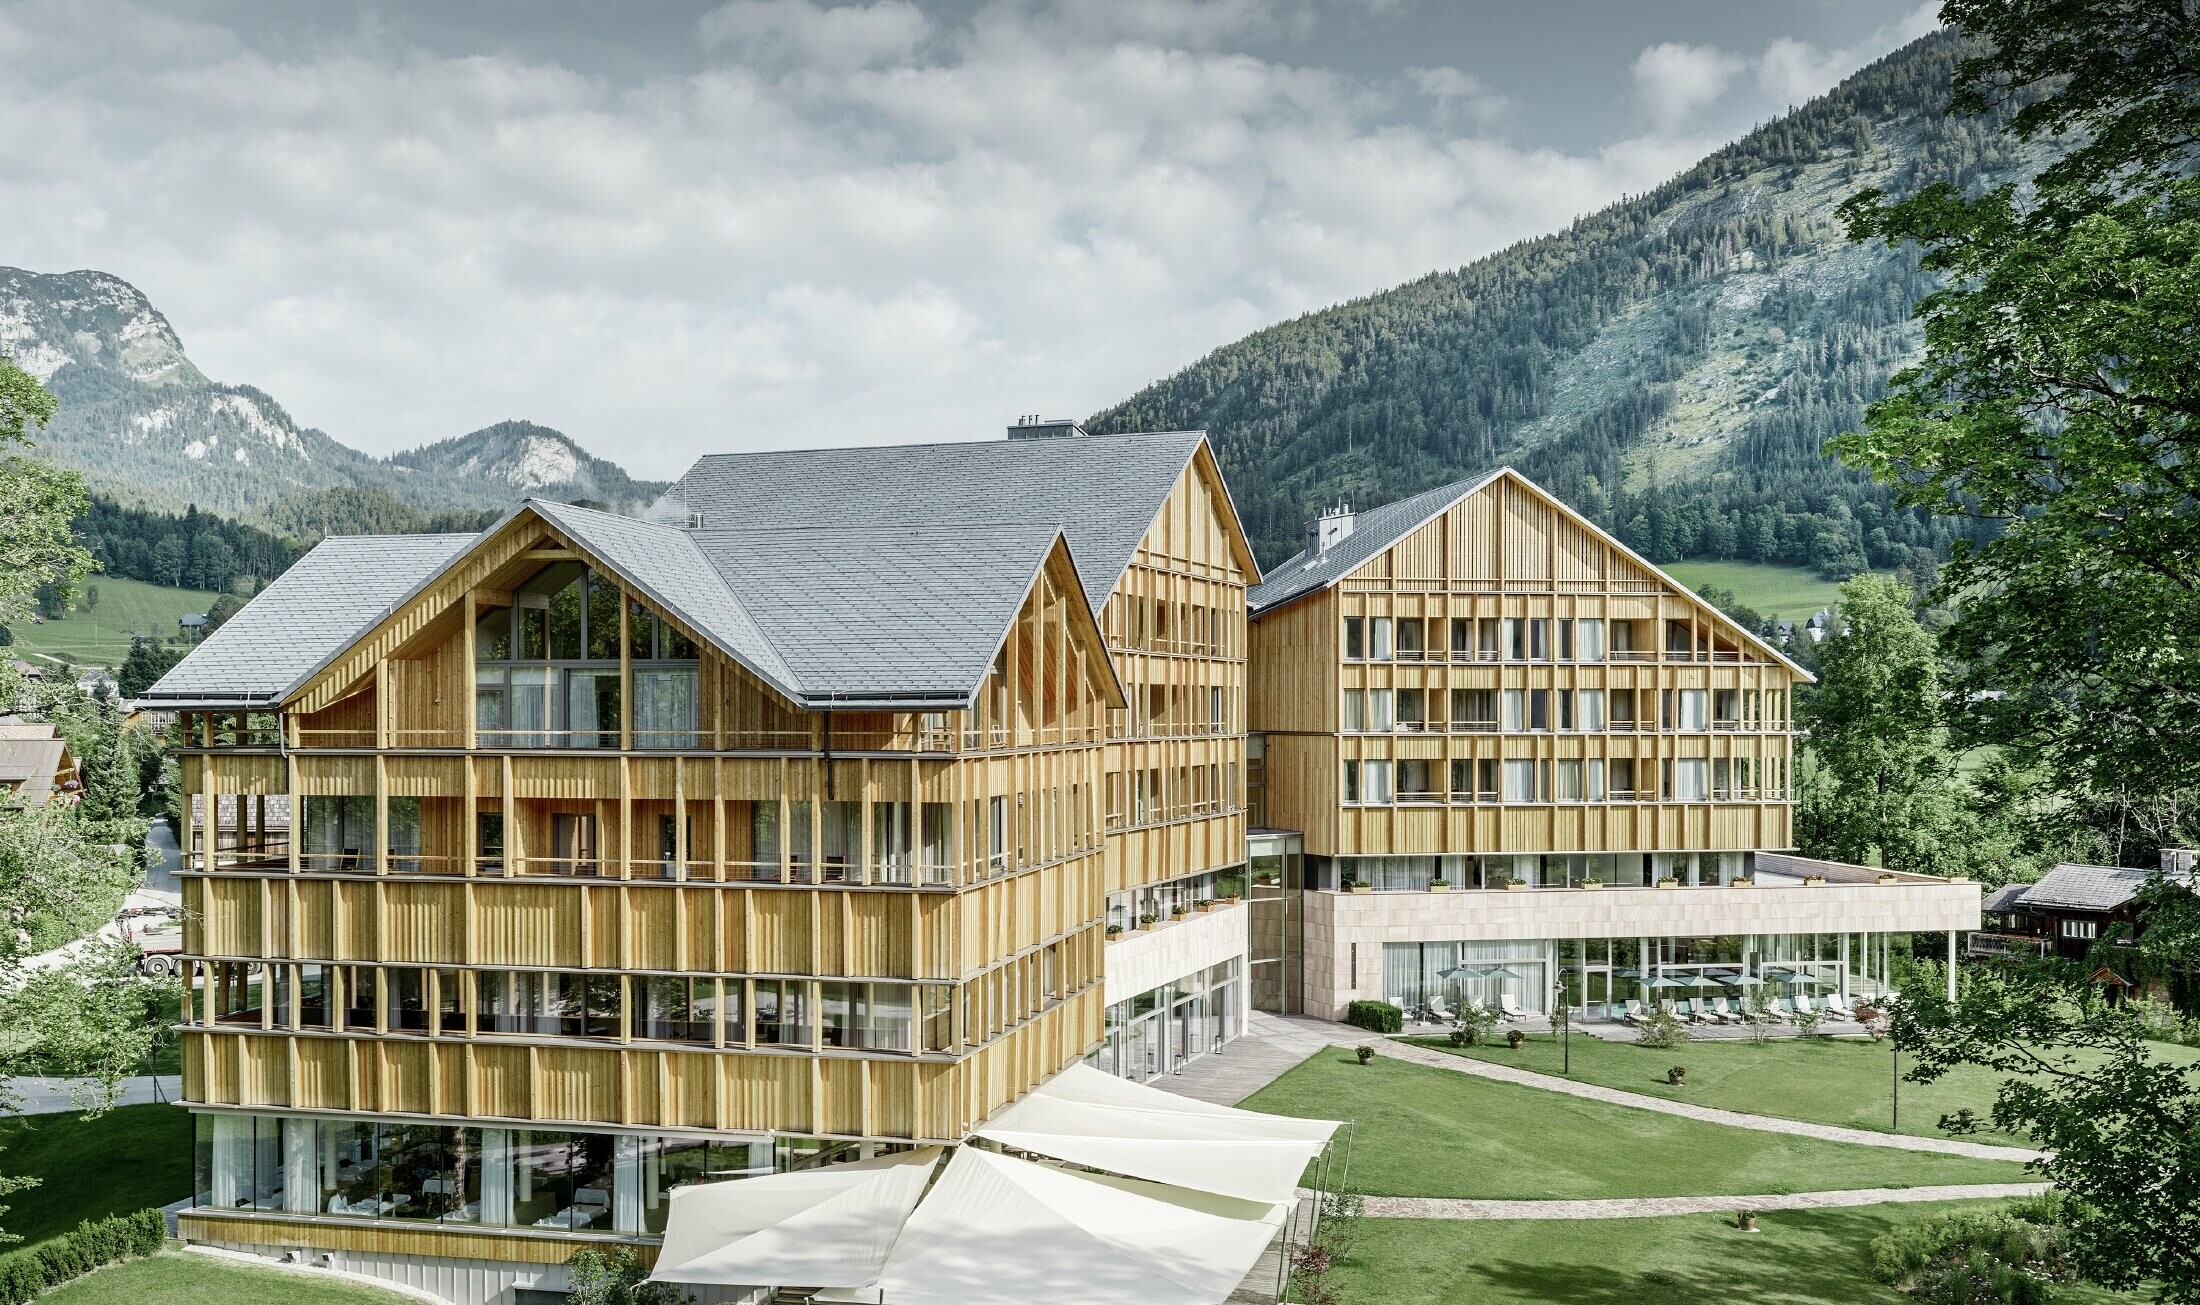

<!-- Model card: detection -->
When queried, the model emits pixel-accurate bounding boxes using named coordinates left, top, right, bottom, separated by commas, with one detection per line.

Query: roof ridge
left=682, top=428, right=1206, bottom=463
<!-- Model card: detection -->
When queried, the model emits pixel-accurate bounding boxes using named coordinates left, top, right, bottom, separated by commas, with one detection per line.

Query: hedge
left=0, top=1208, right=165, bottom=1304
left=1344, top=1000, right=1402, bottom=1034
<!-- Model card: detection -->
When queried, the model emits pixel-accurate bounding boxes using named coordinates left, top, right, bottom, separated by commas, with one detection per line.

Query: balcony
left=1967, top=931, right=2050, bottom=959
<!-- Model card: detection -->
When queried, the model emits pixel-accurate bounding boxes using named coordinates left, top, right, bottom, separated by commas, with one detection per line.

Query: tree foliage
left=0, top=355, right=92, bottom=626
left=1835, top=0, right=2200, bottom=846
left=1892, top=966, right=2200, bottom=1301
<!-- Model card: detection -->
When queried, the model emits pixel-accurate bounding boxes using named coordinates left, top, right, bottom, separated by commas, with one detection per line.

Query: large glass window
left=631, top=976, right=719, bottom=1044
left=1576, top=618, right=1605, bottom=661
left=300, top=796, right=374, bottom=873
left=1502, top=758, right=1539, bottom=802
left=754, top=979, right=810, bottom=1045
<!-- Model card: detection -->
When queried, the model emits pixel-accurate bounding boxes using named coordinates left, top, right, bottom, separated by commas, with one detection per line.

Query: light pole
left=1892, top=1039, right=1899, bottom=1133
left=1554, top=970, right=1573, bottom=1076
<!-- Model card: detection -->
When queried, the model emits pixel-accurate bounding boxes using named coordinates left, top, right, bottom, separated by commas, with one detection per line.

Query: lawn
left=41, top=1251, right=417, bottom=1304
left=1665, top=560, right=1858, bottom=623
left=0, top=1104, right=191, bottom=1246
left=7, top=575, right=219, bottom=669
left=1239, top=1052, right=2030, bottom=1200
left=1405, top=1033, right=2037, bottom=1146
left=1408, top=1032, right=2200, bottom=1151
left=1331, top=1201, right=2143, bottom=1305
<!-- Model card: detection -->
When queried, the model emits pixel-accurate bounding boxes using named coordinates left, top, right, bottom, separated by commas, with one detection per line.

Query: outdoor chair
left=1498, top=994, right=1530, bottom=1023
left=1671, top=998, right=1703, bottom=1022
left=1623, top=999, right=1651, bottom=1025
left=1428, top=994, right=1456, bottom=1023
left=1707, top=996, right=1736, bottom=1023
left=1770, top=996, right=1796, bottom=1020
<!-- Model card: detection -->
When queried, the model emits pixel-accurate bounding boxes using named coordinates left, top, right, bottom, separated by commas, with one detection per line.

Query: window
left=1342, top=760, right=1361, bottom=803
left=1478, top=617, right=1500, bottom=659
left=1529, top=619, right=1550, bottom=661
left=1578, top=688, right=1606, bottom=731
left=1449, top=758, right=1472, bottom=799
left=1210, top=687, right=1226, bottom=733
left=1576, top=619, right=1605, bottom=661
left=1396, top=689, right=1426, bottom=732
left=1555, top=759, right=1583, bottom=802
left=820, top=982, right=915, bottom=1052
left=1501, top=759, right=1539, bottom=802
left=1529, top=689, right=1550, bottom=731
left=1555, top=689, right=1574, bottom=731
left=2060, top=919, right=2099, bottom=941
left=754, top=980, right=810, bottom=1045
left=1500, top=689, right=1526, bottom=732
left=1667, top=758, right=1709, bottom=801
left=1452, top=688, right=1496, bottom=730
left=1396, top=621, right=1424, bottom=659
left=1610, top=758, right=1638, bottom=798
left=1449, top=619, right=1473, bottom=656
left=1362, top=760, right=1393, bottom=804
left=551, top=814, right=598, bottom=877
left=1370, top=617, right=1394, bottom=660
left=1502, top=618, right=1526, bottom=661
left=1668, top=689, right=1709, bottom=731
left=1585, top=757, right=1607, bottom=801
left=1557, top=619, right=1574, bottom=661
left=1343, top=618, right=1366, bottom=660
left=1367, top=690, right=1395, bottom=732
left=476, top=813, right=505, bottom=875
left=1396, top=759, right=1434, bottom=800
left=1341, top=690, right=1366, bottom=732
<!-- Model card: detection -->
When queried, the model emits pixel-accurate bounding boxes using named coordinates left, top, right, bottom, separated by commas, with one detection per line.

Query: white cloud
left=1632, top=41, right=1746, bottom=134
left=0, top=0, right=1926, bottom=478
left=1756, top=3, right=1940, bottom=106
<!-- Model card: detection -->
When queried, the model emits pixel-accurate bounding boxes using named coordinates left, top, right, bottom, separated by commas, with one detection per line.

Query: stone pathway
left=1341, top=1182, right=2051, bottom=1221
left=1369, top=1034, right=2043, bottom=1162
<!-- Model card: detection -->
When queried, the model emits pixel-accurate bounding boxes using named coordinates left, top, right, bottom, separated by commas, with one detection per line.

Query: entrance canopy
left=973, top=1064, right=1335, bottom=1205
left=815, top=1146, right=1290, bottom=1305
left=649, top=1147, right=941, bottom=1289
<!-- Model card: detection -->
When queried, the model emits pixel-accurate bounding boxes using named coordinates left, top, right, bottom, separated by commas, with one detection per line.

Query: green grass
left=1332, top=1202, right=2142, bottom=1305
left=41, top=1250, right=418, bottom=1304
left=0, top=1104, right=191, bottom=1246
left=1407, top=1033, right=2200, bottom=1151
left=1406, top=1033, right=2036, bottom=1146
left=7, top=575, right=220, bottom=669
left=1665, top=560, right=1857, bottom=623
left=1240, top=1052, right=2030, bottom=1200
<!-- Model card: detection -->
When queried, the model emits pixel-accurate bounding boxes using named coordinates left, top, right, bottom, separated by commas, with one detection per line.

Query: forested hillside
left=1091, top=31, right=2029, bottom=573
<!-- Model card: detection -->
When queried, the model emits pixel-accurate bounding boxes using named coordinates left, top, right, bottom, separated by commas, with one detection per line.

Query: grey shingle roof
left=1248, top=471, right=1503, bottom=615
left=139, top=533, right=477, bottom=704
left=147, top=500, right=1110, bottom=712
left=2010, top=862, right=2194, bottom=913
left=653, top=431, right=1219, bottom=614
left=693, top=522, right=1089, bottom=705
left=1981, top=883, right=2032, bottom=914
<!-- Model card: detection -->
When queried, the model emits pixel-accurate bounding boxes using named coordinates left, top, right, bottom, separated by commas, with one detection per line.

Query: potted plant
left=1138, top=912, right=1158, bottom=928
left=1348, top=878, right=1373, bottom=895
left=1730, top=876, right=1755, bottom=888
left=1354, top=1045, right=1376, bottom=1065
left=1667, top=1065, right=1687, bottom=1086
left=1428, top=877, right=1451, bottom=893
left=1105, top=923, right=1123, bottom=938
left=1447, top=1026, right=1471, bottom=1048
left=1170, top=905, right=1188, bottom=920
left=1738, top=1211, right=1759, bottom=1232
left=1802, top=874, right=1828, bottom=887
left=1874, top=872, right=1899, bottom=886
left=1195, top=897, right=1216, bottom=911
left=1505, top=1028, right=1525, bottom=1049
left=1655, top=876, right=1681, bottom=889
left=1578, top=878, right=1603, bottom=890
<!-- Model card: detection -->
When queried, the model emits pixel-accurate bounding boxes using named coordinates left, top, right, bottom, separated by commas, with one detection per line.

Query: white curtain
left=285, top=1118, right=319, bottom=1214
left=482, top=1129, right=513, bottom=1226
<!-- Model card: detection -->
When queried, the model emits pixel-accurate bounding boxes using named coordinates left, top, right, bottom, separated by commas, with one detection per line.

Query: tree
left=202, top=592, right=244, bottom=634
left=82, top=584, right=100, bottom=613
left=117, top=641, right=185, bottom=700
left=1798, top=575, right=1965, bottom=873
left=1834, top=1, right=2200, bottom=848
left=0, top=355, right=92, bottom=626
left=1892, top=965, right=2200, bottom=1302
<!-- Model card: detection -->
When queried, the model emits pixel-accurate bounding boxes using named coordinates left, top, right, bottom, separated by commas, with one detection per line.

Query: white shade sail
left=649, top=1146, right=941, bottom=1289
left=972, top=1063, right=1337, bottom=1204
left=814, top=1146, right=1289, bottom=1305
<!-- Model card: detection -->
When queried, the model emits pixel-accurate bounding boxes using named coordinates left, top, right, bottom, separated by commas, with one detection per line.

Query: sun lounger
left=1498, top=994, right=1530, bottom=1023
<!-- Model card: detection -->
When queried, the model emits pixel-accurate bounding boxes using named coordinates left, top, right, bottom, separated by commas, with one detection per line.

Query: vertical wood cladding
left=1250, top=471, right=1803, bottom=858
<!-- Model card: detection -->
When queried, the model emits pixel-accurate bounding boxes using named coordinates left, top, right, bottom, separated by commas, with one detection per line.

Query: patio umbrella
left=1642, top=975, right=1690, bottom=990
left=1719, top=974, right=1766, bottom=987
left=1676, top=973, right=1725, bottom=988
left=1438, top=965, right=1492, bottom=980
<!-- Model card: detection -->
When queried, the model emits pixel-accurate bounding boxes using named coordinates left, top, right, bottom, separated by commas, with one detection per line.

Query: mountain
left=392, top=419, right=662, bottom=505
left=1091, top=30, right=2031, bottom=577
left=0, top=267, right=665, bottom=522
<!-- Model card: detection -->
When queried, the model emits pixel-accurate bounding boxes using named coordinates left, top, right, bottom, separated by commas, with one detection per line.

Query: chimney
left=1007, top=415, right=1088, bottom=441
left=1307, top=503, right=1355, bottom=554
left=2164, top=848, right=2198, bottom=876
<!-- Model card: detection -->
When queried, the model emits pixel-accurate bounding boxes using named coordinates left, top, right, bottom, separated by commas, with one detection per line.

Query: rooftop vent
left=1007, top=415, right=1088, bottom=441
left=1307, top=503, right=1355, bottom=554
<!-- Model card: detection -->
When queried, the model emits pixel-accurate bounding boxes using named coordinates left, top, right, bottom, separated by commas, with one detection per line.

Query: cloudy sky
left=0, top=0, right=1937, bottom=476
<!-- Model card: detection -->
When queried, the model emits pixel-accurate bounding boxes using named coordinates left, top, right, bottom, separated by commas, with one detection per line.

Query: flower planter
left=1874, top=873, right=1899, bottom=887
left=1502, top=880, right=1529, bottom=892
left=1730, top=877, right=1755, bottom=888
left=1428, top=882, right=1452, bottom=893
left=1655, top=879, right=1680, bottom=890
left=1578, top=880, right=1603, bottom=890
left=1349, top=884, right=1373, bottom=895
left=1803, top=875, right=1828, bottom=887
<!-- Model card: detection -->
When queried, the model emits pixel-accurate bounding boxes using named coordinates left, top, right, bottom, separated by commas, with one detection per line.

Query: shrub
left=1344, top=1000, right=1403, bottom=1034
left=1867, top=1201, right=2072, bottom=1305
left=568, top=1246, right=693, bottom=1305
left=1353, top=1045, right=1375, bottom=1065
left=1637, top=1004, right=1692, bottom=1049
left=1793, top=1005, right=1826, bottom=1038
left=0, top=1208, right=168, bottom=1305
left=1453, top=1000, right=1500, bottom=1046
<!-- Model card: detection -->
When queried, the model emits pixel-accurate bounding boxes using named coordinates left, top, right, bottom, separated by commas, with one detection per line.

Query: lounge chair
left=1428, top=994, right=1456, bottom=1023
left=1623, top=999, right=1651, bottom=1025
left=1671, top=998, right=1703, bottom=1023
left=1706, top=996, right=1737, bottom=1023
left=1498, top=994, right=1530, bottom=1023
left=1771, top=996, right=1798, bottom=1020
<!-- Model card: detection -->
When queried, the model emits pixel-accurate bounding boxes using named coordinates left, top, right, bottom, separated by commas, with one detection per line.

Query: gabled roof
left=1247, top=470, right=1501, bottom=615
left=1981, top=883, right=2032, bottom=914
left=653, top=431, right=1252, bottom=614
left=144, top=499, right=1122, bottom=714
left=2005, top=862, right=2195, bottom=913
left=1247, top=465, right=1810, bottom=678
left=137, top=532, right=478, bottom=706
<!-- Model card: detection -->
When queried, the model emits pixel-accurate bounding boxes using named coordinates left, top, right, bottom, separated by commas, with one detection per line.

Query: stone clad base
left=191, top=1235, right=766, bottom=1305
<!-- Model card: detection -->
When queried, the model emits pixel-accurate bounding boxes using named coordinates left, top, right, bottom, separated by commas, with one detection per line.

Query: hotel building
left=1243, top=468, right=1980, bottom=1023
